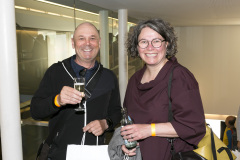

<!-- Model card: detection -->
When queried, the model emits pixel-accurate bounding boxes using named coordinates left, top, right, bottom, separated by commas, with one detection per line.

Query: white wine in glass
left=74, top=77, right=85, bottom=111
left=74, top=83, right=85, bottom=93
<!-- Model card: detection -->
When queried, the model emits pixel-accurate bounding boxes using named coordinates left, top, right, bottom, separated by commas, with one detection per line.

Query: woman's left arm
left=121, top=122, right=178, bottom=142
left=170, top=67, right=206, bottom=146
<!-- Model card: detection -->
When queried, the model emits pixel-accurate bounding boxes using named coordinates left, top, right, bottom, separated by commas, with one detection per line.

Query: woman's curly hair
left=126, top=18, right=178, bottom=58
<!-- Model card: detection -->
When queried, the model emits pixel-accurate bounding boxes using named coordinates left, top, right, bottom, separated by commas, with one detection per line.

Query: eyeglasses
left=138, top=38, right=166, bottom=49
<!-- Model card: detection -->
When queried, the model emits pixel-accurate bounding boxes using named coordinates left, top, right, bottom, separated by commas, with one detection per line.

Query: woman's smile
left=145, top=53, right=158, bottom=57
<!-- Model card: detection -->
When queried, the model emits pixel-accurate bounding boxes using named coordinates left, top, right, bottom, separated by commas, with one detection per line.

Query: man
left=30, top=22, right=122, bottom=160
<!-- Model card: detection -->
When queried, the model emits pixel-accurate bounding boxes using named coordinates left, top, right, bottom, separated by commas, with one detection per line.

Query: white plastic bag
left=66, top=144, right=109, bottom=160
left=66, top=104, right=110, bottom=160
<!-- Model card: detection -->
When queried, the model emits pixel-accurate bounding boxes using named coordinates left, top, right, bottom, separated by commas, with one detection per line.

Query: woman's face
left=137, top=27, right=168, bottom=66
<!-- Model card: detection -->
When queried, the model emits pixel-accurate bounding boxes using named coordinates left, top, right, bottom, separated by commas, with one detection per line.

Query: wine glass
left=74, top=77, right=85, bottom=111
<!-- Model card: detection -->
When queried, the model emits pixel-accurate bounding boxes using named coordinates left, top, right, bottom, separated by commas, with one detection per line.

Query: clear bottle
left=121, top=107, right=137, bottom=149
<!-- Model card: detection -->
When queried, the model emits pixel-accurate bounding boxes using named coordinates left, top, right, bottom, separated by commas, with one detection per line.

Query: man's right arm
left=30, top=66, right=60, bottom=120
left=30, top=65, right=84, bottom=120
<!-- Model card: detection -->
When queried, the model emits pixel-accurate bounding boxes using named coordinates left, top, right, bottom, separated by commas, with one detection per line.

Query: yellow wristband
left=54, top=94, right=61, bottom=107
left=151, top=123, right=156, bottom=136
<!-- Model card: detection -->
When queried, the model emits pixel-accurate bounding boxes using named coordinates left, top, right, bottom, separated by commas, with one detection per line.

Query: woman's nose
left=146, top=43, right=154, bottom=50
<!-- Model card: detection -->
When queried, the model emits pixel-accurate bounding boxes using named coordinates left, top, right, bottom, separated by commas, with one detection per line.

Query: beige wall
left=175, top=26, right=240, bottom=115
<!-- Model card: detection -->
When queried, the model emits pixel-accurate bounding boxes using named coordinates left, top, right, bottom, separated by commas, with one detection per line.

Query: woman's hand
left=121, top=124, right=151, bottom=141
left=121, top=144, right=138, bottom=157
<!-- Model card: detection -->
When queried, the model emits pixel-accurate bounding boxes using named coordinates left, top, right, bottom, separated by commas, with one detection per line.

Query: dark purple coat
left=123, top=57, right=206, bottom=160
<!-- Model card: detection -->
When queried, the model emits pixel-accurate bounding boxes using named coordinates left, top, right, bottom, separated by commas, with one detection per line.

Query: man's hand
left=83, top=119, right=108, bottom=136
left=57, top=86, right=85, bottom=106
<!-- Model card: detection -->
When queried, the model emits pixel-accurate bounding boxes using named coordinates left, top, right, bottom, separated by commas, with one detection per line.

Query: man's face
left=72, top=23, right=100, bottom=65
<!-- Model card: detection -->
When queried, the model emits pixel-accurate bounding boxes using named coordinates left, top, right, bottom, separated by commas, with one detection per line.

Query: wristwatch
left=106, top=118, right=113, bottom=131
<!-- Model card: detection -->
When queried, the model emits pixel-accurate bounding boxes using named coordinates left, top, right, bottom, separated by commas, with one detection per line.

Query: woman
left=120, top=18, right=206, bottom=160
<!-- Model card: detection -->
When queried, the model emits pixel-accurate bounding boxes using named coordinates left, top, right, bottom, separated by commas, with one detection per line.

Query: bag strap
left=217, top=147, right=233, bottom=160
left=168, top=66, right=176, bottom=122
left=167, top=66, right=177, bottom=156
left=210, top=127, right=218, bottom=160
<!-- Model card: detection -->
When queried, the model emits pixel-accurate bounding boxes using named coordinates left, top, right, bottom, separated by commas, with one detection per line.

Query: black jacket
left=30, top=56, right=122, bottom=160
